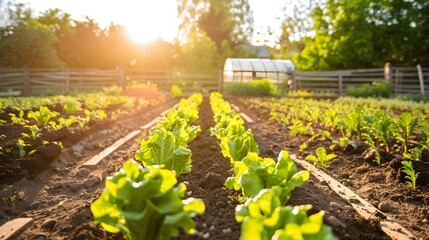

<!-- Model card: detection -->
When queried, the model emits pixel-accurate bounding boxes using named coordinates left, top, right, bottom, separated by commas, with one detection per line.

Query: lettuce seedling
left=235, top=189, right=337, bottom=240
left=226, top=150, right=309, bottom=202
left=91, top=160, right=205, bottom=240
left=27, top=106, right=59, bottom=127
left=305, top=147, right=336, bottom=168
left=135, top=129, right=192, bottom=176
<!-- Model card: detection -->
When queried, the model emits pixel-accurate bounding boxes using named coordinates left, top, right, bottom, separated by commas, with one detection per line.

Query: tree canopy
left=279, top=0, right=429, bottom=70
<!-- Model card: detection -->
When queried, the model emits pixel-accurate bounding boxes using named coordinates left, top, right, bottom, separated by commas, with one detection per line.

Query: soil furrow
left=177, top=97, right=241, bottom=240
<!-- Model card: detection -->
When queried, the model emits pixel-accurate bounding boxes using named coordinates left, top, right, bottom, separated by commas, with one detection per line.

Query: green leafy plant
left=235, top=189, right=337, bottom=240
left=369, top=110, right=392, bottom=152
left=9, top=110, right=28, bottom=125
left=135, top=129, right=193, bottom=176
left=391, top=112, right=420, bottom=154
left=362, top=133, right=381, bottom=165
left=85, top=109, right=107, bottom=121
left=91, top=160, right=205, bottom=240
left=27, top=106, right=59, bottom=127
left=346, top=81, right=393, bottom=98
left=63, top=99, right=82, bottom=115
left=16, top=139, right=35, bottom=157
left=225, top=151, right=310, bottom=202
left=401, top=160, right=419, bottom=190
left=288, top=118, right=314, bottom=136
left=305, top=147, right=337, bottom=168
left=225, top=79, right=277, bottom=96
left=330, top=137, right=357, bottom=151
left=403, top=147, right=423, bottom=160
left=23, top=125, right=42, bottom=140
left=170, top=84, right=183, bottom=97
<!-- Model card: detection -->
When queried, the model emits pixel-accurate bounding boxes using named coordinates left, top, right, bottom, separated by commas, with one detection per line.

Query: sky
left=16, top=0, right=286, bottom=46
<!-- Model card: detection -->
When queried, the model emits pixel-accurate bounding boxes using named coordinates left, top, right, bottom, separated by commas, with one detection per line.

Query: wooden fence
left=1, top=65, right=428, bottom=96
left=294, top=65, right=429, bottom=95
left=0, top=68, right=220, bottom=96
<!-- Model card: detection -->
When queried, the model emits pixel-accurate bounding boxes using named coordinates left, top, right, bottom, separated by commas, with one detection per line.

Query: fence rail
left=294, top=65, right=429, bottom=95
left=0, top=68, right=220, bottom=96
left=1, top=65, right=428, bottom=96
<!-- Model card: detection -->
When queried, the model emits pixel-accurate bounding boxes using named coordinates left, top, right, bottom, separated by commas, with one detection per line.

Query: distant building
left=223, top=58, right=295, bottom=86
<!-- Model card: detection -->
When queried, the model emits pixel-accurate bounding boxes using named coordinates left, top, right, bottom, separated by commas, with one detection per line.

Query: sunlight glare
left=121, top=1, right=179, bottom=43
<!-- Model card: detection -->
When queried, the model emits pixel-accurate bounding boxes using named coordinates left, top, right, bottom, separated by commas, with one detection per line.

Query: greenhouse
left=223, top=58, right=295, bottom=85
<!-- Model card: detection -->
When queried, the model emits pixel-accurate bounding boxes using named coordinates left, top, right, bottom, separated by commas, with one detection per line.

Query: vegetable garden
left=0, top=89, right=428, bottom=240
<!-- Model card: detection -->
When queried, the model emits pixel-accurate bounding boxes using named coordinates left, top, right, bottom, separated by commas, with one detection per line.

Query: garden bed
left=231, top=96, right=429, bottom=239
left=1, top=95, right=420, bottom=239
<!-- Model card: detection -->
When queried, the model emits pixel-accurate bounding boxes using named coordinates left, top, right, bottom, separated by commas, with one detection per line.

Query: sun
left=122, top=1, right=179, bottom=43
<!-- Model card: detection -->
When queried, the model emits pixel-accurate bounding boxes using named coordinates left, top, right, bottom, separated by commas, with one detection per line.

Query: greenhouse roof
left=224, top=58, right=295, bottom=73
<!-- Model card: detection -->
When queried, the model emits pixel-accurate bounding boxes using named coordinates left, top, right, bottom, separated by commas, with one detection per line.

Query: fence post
left=417, top=64, right=425, bottom=94
left=291, top=71, right=297, bottom=90
left=338, top=71, right=343, bottom=95
left=22, top=66, right=30, bottom=96
left=394, top=68, right=399, bottom=95
left=65, top=68, right=70, bottom=94
left=118, top=67, right=125, bottom=88
left=384, top=62, right=392, bottom=83
left=218, top=69, right=223, bottom=93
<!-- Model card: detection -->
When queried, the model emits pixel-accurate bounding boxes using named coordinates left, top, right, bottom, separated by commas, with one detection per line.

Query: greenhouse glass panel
left=223, top=58, right=295, bottom=84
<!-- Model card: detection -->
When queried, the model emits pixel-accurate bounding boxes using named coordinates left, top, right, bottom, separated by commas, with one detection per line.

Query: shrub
left=225, top=79, right=276, bottom=96
left=346, top=81, right=393, bottom=98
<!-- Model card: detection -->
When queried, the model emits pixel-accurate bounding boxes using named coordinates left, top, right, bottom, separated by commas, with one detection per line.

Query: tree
left=0, top=20, right=63, bottom=67
left=178, top=30, right=218, bottom=71
left=0, top=3, right=63, bottom=68
left=287, top=0, right=429, bottom=70
left=176, top=0, right=254, bottom=68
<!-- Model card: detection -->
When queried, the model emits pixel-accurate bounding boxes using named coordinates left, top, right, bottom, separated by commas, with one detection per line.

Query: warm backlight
left=122, top=1, right=179, bottom=43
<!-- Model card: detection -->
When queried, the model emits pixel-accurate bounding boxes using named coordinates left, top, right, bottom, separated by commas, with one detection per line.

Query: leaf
left=305, top=155, right=317, bottom=161
left=240, top=172, right=263, bottom=197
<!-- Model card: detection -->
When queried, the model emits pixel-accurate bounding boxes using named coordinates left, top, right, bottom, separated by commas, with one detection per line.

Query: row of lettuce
left=246, top=97, right=428, bottom=190
left=210, top=92, right=337, bottom=240
left=0, top=92, right=159, bottom=161
left=90, top=92, right=338, bottom=239
left=90, top=94, right=206, bottom=240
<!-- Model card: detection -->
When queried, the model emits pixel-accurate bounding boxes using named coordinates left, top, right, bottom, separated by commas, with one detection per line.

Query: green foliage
left=288, top=118, right=314, bottom=136
left=225, top=151, right=309, bottom=201
left=27, top=106, right=59, bottom=127
left=135, top=94, right=202, bottom=175
left=305, top=147, right=336, bottom=168
left=346, top=82, right=393, bottom=98
left=63, top=99, right=82, bottom=115
left=290, top=0, right=429, bottom=70
left=235, top=189, right=337, bottom=240
left=135, top=129, right=193, bottom=176
left=90, top=160, right=205, bottom=240
left=391, top=112, right=420, bottom=154
left=401, top=160, right=419, bottom=190
left=225, top=79, right=277, bottom=97
left=368, top=110, right=392, bottom=152
left=362, top=133, right=381, bottom=165
left=24, top=125, right=42, bottom=140
left=102, top=85, right=122, bottom=96
left=9, top=110, right=28, bottom=125
left=170, top=85, right=183, bottom=97
left=0, top=20, right=64, bottom=68
left=16, top=139, right=35, bottom=157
